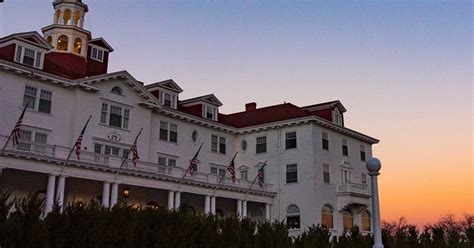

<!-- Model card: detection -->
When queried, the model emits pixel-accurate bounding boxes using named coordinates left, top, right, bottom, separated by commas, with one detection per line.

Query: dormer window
left=90, top=46, right=104, bottom=62
left=204, top=105, right=217, bottom=121
left=160, top=91, right=177, bottom=108
left=15, top=45, right=43, bottom=69
left=111, top=86, right=123, bottom=95
left=333, top=108, right=343, bottom=126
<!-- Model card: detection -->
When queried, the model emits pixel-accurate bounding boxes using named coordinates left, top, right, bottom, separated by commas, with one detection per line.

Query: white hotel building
left=0, top=0, right=379, bottom=236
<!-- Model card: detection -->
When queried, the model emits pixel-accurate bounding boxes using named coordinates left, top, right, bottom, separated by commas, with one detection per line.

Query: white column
left=210, top=196, right=216, bottom=214
left=265, top=203, right=271, bottom=220
left=55, top=176, right=66, bottom=212
left=102, top=181, right=110, bottom=208
left=367, top=158, right=384, bottom=248
left=174, top=191, right=181, bottom=209
left=44, top=174, right=56, bottom=215
left=110, top=183, right=118, bottom=207
left=237, top=200, right=242, bottom=219
left=204, top=195, right=211, bottom=214
left=242, top=200, right=248, bottom=218
left=167, top=191, right=175, bottom=210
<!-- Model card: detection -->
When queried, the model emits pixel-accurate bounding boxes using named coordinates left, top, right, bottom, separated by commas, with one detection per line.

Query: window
left=285, top=132, right=297, bottom=149
left=159, top=121, right=178, bottom=143
left=73, top=38, right=82, bottom=54
left=342, top=139, right=348, bottom=156
left=204, top=105, right=217, bottom=120
left=15, top=46, right=43, bottom=69
left=256, top=136, right=267, bottom=154
left=361, top=210, right=371, bottom=231
left=322, top=132, right=329, bottom=150
left=286, top=205, right=301, bottom=229
left=158, top=156, right=177, bottom=167
left=99, top=103, right=130, bottom=129
left=111, top=86, right=123, bottom=95
left=22, top=85, right=52, bottom=114
left=63, top=9, right=71, bottom=25
left=57, top=35, right=68, bottom=51
left=211, top=135, right=226, bottom=154
left=90, top=47, right=105, bottom=62
left=342, top=210, right=353, bottom=230
left=323, top=164, right=330, bottom=184
left=164, top=93, right=172, bottom=107
left=94, top=143, right=126, bottom=157
left=333, top=108, right=343, bottom=126
left=341, top=170, right=351, bottom=183
left=321, top=205, right=333, bottom=229
left=17, top=129, right=47, bottom=153
left=286, top=164, right=298, bottom=183
left=210, top=166, right=225, bottom=176
left=361, top=174, right=367, bottom=185
left=360, top=145, right=366, bottom=161
left=240, top=170, right=248, bottom=180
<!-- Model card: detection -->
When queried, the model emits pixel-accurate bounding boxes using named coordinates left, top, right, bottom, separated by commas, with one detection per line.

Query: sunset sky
left=1, top=0, right=472, bottom=226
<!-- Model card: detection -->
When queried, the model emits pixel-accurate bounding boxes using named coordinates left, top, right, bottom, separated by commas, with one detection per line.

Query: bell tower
left=42, top=0, right=91, bottom=57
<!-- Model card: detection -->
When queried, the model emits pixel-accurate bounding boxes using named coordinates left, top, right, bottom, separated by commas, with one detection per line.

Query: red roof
left=218, top=103, right=313, bottom=128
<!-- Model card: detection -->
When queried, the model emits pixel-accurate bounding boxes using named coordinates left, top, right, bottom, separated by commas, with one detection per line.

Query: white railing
left=0, top=135, right=275, bottom=192
left=336, top=182, right=369, bottom=195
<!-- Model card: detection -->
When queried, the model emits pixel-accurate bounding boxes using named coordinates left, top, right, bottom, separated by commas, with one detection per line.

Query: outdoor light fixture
left=122, top=187, right=130, bottom=198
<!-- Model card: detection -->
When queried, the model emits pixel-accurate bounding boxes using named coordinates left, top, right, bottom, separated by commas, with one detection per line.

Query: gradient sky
left=1, top=0, right=472, bottom=226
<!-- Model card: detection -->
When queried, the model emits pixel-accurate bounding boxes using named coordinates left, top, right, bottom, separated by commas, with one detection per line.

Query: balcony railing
left=0, top=135, right=275, bottom=193
left=336, top=182, right=369, bottom=196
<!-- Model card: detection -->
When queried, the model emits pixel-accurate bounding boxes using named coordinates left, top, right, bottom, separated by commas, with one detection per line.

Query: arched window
left=73, top=38, right=82, bottom=54
left=47, top=36, right=53, bottom=45
left=342, top=209, right=353, bottom=230
left=250, top=208, right=264, bottom=222
left=57, top=35, right=68, bottom=51
left=63, top=9, right=72, bottom=25
left=361, top=210, right=371, bottom=231
left=74, top=10, right=82, bottom=26
left=111, top=86, right=123, bottom=95
left=286, top=204, right=301, bottom=229
left=321, top=205, right=334, bottom=229
left=55, top=9, right=61, bottom=24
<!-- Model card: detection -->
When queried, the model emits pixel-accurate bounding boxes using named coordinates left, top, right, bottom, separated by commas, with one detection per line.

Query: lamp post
left=366, top=157, right=383, bottom=248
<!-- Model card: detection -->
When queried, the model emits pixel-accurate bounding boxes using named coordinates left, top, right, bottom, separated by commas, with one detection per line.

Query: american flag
left=131, top=143, right=139, bottom=166
left=188, top=144, right=202, bottom=176
left=11, top=105, right=28, bottom=146
left=74, top=116, right=91, bottom=160
left=227, top=153, right=237, bottom=182
left=257, top=166, right=265, bottom=187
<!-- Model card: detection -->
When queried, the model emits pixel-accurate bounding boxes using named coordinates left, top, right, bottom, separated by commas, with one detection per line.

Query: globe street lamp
left=366, top=157, right=384, bottom=248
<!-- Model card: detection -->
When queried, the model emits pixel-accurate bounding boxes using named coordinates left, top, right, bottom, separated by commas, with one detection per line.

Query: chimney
left=245, top=102, right=257, bottom=111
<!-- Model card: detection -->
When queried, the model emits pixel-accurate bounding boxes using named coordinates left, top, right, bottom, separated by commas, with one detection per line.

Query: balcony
left=336, top=182, right=370, bottom=211
left=0, top=135, right=275, bottom=194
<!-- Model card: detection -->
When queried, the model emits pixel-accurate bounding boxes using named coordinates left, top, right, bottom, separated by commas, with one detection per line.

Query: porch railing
left=0, top=135, right=274, bottom=192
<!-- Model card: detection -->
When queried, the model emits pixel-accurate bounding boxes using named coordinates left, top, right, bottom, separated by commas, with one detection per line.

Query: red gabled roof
left=218, top=103, right=313, bottom=128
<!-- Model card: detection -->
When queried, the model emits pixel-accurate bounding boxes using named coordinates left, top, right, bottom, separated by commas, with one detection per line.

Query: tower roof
left=53, top=0, right=88, bottom=12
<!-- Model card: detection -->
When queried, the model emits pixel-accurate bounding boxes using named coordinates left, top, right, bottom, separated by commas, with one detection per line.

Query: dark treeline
left=0, top=191, right=472, bottom=248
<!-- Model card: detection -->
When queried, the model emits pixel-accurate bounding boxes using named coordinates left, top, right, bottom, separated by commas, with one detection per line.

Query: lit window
left=321, top=205, right=333, bottom=229
left=22, top=85, right=52, bottom=114
left=63, top=9, right=71, bottom=25
left=286, top=164, right=298, bottom=183
left=57, top=35, right=68, bottom=51
left=285, top=132, right=297, bottom=149
left=99, top=103, right=130, bottom=129
left=342, top=210, right=353, bottom=230
left=342, top=139, right=348, bottom=156
left=361, top=211, right=371, bottom=231
left=73, top=38, right=82, bottom=54
left=286, top=205, right=301, bottom=229
left=256, top=136, right=266, bottom=154
left=323, top=164, right=330, bottom=184
left=322, top=132, right=329, bottom=150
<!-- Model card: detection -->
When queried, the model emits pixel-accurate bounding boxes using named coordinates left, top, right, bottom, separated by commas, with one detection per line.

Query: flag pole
left=177, top=143, right=203, bottom=189
left=113, top=128, right=143, bottom=182
left=243, top=161, right=267, bottom=201
left=1, top=104, right=28, bottom=155
left=212, top=152, right=238, bottom=195
left=59, top=115, right=92, bottom=175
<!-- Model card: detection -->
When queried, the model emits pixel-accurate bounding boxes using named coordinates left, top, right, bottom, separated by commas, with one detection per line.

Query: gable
left=180, top=94, right=223, bottom=107
left=89, top=37, right=114, bottom=52
left=145, top=79, right=183, bottom=93
left=0, top=31, right=53, bottom=50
